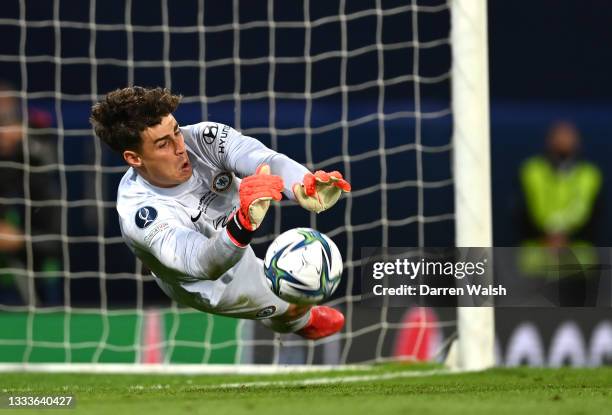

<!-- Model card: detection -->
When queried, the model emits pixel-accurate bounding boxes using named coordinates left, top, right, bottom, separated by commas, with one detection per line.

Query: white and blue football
left=264, top=228, right=343, bottom=305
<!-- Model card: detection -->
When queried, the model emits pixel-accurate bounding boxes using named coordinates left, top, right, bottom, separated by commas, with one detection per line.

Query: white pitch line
left=192, top=369, right=454, bottom=390
left=0, top=363, right=371, bottom=375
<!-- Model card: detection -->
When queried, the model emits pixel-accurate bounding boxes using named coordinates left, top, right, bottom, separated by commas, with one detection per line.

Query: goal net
left=0, top=0, right=492, bottom=370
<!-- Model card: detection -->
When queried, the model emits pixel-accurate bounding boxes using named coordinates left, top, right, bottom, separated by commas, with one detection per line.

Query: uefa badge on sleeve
left=135, top=206, right=158, bottom=229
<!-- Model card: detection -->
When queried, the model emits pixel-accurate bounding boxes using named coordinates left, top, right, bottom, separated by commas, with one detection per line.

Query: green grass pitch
left=1, top=365, right=611, bottom=415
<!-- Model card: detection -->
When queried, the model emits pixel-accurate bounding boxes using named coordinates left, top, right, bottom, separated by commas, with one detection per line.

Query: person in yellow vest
left=518, top=121, right=603, bottom=305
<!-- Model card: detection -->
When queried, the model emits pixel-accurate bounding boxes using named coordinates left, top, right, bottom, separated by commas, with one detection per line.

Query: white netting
left=0, top=0, right=457, bottom=367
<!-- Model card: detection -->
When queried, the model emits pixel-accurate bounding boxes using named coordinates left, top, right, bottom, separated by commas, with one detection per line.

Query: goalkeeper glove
left=227, top=164, right=284, bottom=247
left=292, top=170, right=351, bottom=214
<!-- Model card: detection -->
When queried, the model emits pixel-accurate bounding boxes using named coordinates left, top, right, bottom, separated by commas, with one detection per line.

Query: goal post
left=451, top=0, right=495, bottom=370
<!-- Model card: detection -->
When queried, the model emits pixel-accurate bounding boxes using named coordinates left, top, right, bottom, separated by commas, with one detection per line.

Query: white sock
left=260, top=309, right=312, bottom=333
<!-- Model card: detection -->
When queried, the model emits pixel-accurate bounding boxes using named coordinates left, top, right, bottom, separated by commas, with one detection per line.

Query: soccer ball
left=264, top=228, right=343, bottom=305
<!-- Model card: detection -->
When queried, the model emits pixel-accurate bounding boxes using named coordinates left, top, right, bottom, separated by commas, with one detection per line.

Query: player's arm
left=181, top=121, right=302, bottom=197
left=128, top=165, right=282, bottom=279
left=146, top=221, right=247, bottom=280
left=217, top=126, right=308, bottom=200
left=184, top=122, right=350, bottom=212
left=215, top=125, right=351, bottom=213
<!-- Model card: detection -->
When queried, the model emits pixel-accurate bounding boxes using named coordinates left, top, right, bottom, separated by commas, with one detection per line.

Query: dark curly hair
left=90, top=86, right=181, bottom=153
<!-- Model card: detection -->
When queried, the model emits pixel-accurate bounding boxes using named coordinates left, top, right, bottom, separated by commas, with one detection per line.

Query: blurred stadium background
left=0, top=0, right=610, bottom=369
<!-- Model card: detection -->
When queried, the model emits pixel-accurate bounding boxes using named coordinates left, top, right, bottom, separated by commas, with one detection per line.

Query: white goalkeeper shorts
left=212, top=255, right=291, bottom=320
left=153, top=253, right=290, bottom=321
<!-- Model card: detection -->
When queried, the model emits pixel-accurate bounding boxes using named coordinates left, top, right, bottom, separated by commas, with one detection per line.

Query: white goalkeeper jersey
left=116, top=122, right=308, bottom=319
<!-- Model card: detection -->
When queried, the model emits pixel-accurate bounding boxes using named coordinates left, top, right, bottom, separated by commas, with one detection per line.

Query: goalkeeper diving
left=90, top=87, right=351, bottom=339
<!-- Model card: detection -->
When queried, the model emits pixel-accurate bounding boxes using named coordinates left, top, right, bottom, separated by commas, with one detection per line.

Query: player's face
left=125, top=114, right=192, bottom=188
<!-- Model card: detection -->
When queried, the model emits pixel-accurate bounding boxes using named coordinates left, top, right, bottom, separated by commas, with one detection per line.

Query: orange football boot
left=296, top=306, right=344, bottom=340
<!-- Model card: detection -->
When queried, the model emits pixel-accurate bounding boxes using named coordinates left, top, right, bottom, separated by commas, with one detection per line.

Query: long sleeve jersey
left=116, top=121, right=308, bottom=314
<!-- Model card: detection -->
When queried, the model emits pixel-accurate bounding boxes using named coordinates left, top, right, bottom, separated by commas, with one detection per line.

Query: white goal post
left=451, top=0, right=495, bottom=370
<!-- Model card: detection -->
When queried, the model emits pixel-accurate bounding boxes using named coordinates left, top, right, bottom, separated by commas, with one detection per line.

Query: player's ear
left=123, top=150, right=142, bottom=167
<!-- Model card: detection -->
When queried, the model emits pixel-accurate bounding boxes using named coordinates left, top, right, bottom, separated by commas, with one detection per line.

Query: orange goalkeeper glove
left=292, top=170, right=351, bottom=214
left=237, top=164, right=283, bottom=231
left=227, top=164, right=283, bottom=247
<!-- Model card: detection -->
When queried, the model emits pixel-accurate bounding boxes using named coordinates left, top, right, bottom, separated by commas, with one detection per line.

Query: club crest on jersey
left=201, top=124, right=218, bottom=144
left=212, top=172, right=232, bottom=192
left=255, top=305, right=276, bottom=319
left=135, top=206, right=158, bottom=229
